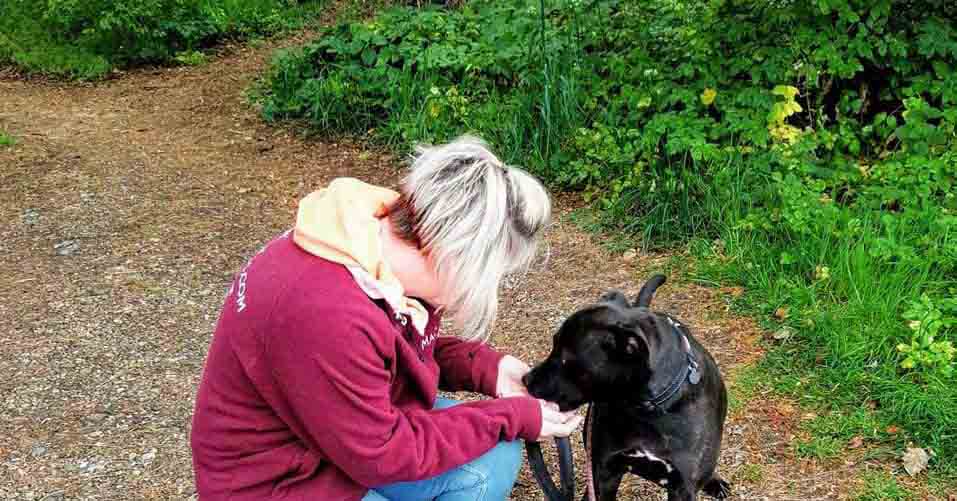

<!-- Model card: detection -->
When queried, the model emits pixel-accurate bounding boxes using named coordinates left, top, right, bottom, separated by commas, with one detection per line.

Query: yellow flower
left=700, top=88, right=717, bottom=106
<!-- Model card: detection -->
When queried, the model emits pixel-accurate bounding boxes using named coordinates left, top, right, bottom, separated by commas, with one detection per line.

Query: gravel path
left=1, top=24, right=940, bottom=501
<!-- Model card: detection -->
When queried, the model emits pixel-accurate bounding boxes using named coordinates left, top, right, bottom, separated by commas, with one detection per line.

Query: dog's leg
left=702, top=476, right=731, bottom=499
left=666, top=484, right=697, bottom=501
left=594, top=466, right=625, bottom=501
left=589, top=454, right=626, bottom=501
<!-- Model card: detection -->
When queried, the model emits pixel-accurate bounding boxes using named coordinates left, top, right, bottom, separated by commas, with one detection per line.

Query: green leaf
left=361, top=48, right=376, bottom=66
left=772, top=85, right=800, bottom=100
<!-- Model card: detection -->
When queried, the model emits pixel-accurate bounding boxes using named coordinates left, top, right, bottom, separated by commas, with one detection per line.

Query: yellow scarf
left=292, top=178, right=429, bottom=331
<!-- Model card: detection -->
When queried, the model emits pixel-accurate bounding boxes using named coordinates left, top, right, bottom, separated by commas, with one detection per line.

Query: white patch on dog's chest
left=622, top=448, right=676, bottom=486
left=624, top=449, right=674, bottom=472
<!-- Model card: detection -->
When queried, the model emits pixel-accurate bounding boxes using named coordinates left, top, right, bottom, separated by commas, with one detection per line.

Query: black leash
left=525, top=437, right=575, bottom=501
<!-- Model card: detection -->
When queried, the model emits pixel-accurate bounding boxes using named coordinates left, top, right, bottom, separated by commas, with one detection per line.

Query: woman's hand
left=495, top=355, right=531, bottom=398
left=495, top=356, right=581, bottom=438
left=537, top=401, right=583, bottom=440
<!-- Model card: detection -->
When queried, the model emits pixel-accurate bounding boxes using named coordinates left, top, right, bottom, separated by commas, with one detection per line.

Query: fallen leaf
left=886, top=425, right=900, bottom=434
left=902, top=447, right=930, bottom=476
left=721, top=286, right=745, bottom=298
left=848, top=436, right=864, bottom=449
left=774, top=306, right=790, bottom=320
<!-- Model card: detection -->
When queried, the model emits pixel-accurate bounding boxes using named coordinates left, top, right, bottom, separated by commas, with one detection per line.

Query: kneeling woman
left=191, top=136, right=582, bottom=500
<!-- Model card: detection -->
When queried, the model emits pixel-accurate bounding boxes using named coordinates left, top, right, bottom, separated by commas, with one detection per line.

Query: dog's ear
left=588, top=305, right=652, bottom=362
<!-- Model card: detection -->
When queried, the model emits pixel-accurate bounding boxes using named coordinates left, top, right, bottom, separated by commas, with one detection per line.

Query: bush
left=0, top=0, right=325, bottom=79
left=257, top=0, right=957, bottom=475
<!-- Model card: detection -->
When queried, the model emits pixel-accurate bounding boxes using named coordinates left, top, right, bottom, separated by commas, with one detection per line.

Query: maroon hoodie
left=190, top=232, right=542, bottom=500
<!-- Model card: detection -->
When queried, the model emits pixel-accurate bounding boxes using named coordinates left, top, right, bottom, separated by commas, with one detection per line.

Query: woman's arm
left=433, top=336, right=505, bottom=396
left=267, top=316, right=542, bottom=488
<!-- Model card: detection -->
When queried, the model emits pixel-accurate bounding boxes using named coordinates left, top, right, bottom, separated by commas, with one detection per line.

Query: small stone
left=622, top=249, right=638, bottom=262
left=80, top=192, right=95, bottom=203
left=23, top=208, right=40, bottom=226
left=141, top=448, right=157, bottom=464
left=87, top=413, right=107, bottom=422
left=30, top=444, right=47, bottom=457
left=54, top=240, right=79, bottom=256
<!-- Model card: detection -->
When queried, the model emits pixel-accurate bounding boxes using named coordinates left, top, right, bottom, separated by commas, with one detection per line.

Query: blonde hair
left=392, top=135, right=551, bottom=341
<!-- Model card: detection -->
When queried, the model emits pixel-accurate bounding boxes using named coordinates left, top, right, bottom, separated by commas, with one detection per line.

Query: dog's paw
left=703, top=477, right=731, bottom=499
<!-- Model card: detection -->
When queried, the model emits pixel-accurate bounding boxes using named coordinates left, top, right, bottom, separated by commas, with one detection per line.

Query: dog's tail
left=635, top=274, right=667, bottom=308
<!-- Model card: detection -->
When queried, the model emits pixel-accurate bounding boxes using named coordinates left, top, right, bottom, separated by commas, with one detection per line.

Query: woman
left=191, top=136, right=582, bottom=501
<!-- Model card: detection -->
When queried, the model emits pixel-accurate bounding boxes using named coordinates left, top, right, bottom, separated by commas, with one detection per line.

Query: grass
left=726, top=365, right=762, bottom=416
left=174, top=50, right=209, bottom=67
left=681, top=155, right=957, bottom=480
left=734, top=464, right=765, bottom=484
left=0, top=131, right=15, bottom=147
left=854, top=471, right=914, bottom=501
left=575, top=179, right=955, bottom=481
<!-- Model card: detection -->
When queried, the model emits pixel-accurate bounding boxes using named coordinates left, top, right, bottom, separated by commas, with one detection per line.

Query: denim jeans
left=361, top=398, right=524, bottom=501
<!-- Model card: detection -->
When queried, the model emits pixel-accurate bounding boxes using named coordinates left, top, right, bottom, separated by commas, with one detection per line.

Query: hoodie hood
left=292, top=178, right=429, bottom=332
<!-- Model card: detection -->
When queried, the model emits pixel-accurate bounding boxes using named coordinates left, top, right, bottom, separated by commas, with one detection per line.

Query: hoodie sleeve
left=266, top=309, right=541, bottom=488
left=434, top=336, right=505, bottom=397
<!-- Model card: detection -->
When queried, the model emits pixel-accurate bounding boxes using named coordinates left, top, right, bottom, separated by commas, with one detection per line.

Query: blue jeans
left=361, top=398, right=524, bottom=501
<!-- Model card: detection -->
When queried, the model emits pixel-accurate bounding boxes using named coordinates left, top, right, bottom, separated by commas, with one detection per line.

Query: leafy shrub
left=0, top=0, right=324, bottom=78
left=258, top=0, right=957, bottom=473
left=898, top=294, right=957, bottom=379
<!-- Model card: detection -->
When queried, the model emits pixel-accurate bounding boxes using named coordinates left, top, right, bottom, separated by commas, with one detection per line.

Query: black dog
left=524, top=275, right=731, bottom=501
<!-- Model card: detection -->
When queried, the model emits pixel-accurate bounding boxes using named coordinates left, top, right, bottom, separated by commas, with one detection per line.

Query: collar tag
left=688, top=363, right=701, bottom=385
left=687, top=353, right=701, bottom=385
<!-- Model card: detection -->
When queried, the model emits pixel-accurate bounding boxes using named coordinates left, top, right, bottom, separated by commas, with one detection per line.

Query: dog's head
left=523, top=276, right=669, bottom=412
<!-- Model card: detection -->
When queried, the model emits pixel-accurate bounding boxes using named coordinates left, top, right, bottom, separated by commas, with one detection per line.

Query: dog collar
left=639, top=318, right=701, bottom=413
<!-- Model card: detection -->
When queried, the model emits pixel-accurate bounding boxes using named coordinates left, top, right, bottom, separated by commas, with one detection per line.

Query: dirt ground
left=1, top=21, right=947, bottom=501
